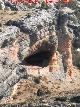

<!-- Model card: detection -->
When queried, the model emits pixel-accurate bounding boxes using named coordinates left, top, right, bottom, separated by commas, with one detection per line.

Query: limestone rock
left=0, top=1, right=80, bottom=103
left=6, top=9, right=58, bottom=60
left=0, top=26, right=27, bottom=99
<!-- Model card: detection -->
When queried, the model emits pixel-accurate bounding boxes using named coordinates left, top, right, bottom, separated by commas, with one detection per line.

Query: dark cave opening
left=22, top=51, right=51, bottom=67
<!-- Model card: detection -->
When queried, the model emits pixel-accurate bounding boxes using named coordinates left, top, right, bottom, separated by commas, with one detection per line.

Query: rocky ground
left=0, top=0, right=80, bottom=106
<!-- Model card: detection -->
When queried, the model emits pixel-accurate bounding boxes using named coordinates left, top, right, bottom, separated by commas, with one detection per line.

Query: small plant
left=37, top=86, right=51, bottom=96
left=68, top=0, right=77, bottom=9
left=41, top=1, right=49, bottom=10
left=33, top=76, right=40, bottom=84
left=72, top=48, right=80, bottom=68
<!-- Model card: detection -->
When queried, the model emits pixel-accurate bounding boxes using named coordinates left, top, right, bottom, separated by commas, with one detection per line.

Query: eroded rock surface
left=0, top=26, right=27, bottom=99
left=0, top=0, right=80, bottom=105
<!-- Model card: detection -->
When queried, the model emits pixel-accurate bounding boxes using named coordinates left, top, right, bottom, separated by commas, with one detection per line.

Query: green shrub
left=41, top=1, right=49, bottom=10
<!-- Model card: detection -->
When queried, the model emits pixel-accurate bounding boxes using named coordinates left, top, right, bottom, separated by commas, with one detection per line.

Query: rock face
left=56, top=8, right=74, bottom=77
left=0, top=26, right=27, bottom=98
left=5, top=8, right=75, bottom=75
left=5, top=9, right=59, bottom=70
left=0, top=9, right=59, bottom=99
left=0, top=0, right=80, bottom=103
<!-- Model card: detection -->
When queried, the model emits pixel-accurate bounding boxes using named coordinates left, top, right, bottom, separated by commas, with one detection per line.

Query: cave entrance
left=22, top=51, right=51, bottom=67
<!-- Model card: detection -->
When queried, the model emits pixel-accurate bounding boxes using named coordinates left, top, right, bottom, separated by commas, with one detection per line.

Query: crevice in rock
left=70, top=96, right=80, bottom=103
left=21, top=51, right=51, bottom=67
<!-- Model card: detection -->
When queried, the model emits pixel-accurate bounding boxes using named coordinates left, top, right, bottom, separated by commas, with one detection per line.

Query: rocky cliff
left=0, top=0, right=80, bottom=106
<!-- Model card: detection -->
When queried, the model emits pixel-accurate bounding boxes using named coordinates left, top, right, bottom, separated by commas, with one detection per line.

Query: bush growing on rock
left=41, top=1, right=49, bottom=10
